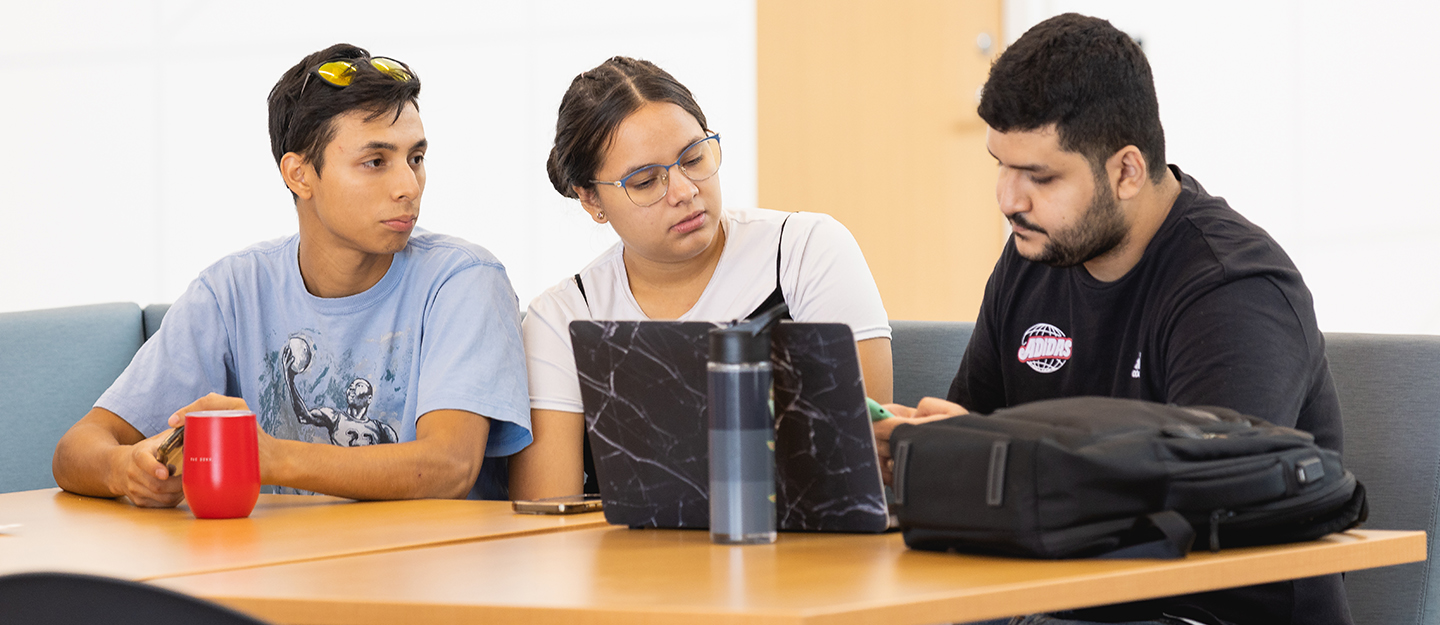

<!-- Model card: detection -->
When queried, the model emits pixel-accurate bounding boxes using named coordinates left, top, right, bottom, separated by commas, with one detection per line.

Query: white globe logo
left=1018, top=323, right=1071, bottom=373
left=287, top=336, right=314, bottom=374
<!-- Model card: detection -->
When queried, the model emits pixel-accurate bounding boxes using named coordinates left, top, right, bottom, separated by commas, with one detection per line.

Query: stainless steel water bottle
left=707, top=304, right=788, bottom=545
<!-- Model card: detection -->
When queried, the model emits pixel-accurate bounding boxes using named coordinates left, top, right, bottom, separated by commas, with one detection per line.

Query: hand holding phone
left=866, top=398, right=895, bottom=422
left=154, top=425, right=185, bottom=477
left=512, top=494, right=603, bottom=515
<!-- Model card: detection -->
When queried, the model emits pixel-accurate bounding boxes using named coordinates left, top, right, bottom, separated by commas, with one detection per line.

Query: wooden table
left=0, top=488, right=606, bottom=581
left=152, top=525, right=1426, bottom=625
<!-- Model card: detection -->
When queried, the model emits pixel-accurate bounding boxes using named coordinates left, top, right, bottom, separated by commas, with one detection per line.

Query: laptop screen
left=570, top=320, right=889, bottom=533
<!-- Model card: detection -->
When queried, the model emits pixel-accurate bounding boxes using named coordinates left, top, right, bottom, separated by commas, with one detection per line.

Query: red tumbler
left=182, top=410, right=261, bottom=519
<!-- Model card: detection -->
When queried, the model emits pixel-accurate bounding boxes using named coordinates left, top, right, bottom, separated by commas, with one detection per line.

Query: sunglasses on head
left=302, top=56, right=413, bottom=93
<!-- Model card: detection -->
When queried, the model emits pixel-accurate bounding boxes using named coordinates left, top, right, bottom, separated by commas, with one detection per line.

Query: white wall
left=4, top=2, right=1435, bottom=335
left=1006, top=0, right=1440, bottom=334
left=0, top=1, right=756, bottom=313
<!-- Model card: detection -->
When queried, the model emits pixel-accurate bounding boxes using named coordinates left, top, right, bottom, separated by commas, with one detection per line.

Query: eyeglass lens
left=623, top=136, right=722, bottom=206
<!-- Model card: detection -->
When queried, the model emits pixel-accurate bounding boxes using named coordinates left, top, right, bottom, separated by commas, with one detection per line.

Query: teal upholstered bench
left=0, top=304, right=149, bottom=493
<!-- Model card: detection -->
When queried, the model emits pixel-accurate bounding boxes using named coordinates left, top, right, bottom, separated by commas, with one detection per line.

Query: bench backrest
left=0, top=303, right=145, bottom=493
left=143, top=303, right=170, bottom=340
left=889, top=320, right=974, bottom=406
left=1327, top=332, right=1440, bottom=625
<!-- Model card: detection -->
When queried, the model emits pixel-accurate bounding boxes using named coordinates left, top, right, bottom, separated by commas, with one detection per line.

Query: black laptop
left=569, top=320, right=891, bottom=533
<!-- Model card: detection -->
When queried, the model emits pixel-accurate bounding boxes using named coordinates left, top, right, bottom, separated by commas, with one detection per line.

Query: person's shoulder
left=728, top=208, right=851, bottom=252
left=404, top=229, right=507, bottom=272
left=1175, top=175, right=1265, bottom=233
left=528, top=275, right=581, bottom=313
left=525, top=272, right=591, bottom=331
left=724, top=206, right=788, bottom=224
left=1167, top=169, right=1298, bottom=275
left=729, top=207, right=838, bottom=231
left=197, top=233, right=298, bottom=285
left=572, top=240, right=626, bottom=284
left=1137, top=169, right=1306, bottom=320
left=162, top=234, right=298, bottom=323
left=527, top=242, right=619, bottom=313
left=211, top=233, right=294, bottom=265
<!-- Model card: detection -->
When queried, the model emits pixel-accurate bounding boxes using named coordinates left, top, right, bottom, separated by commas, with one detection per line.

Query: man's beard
left=1016, top=174, right=1128, bottom=268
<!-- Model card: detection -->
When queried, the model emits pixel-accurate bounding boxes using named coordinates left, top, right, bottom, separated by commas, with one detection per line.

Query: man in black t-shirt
left=875, top=13, right=1349, bottom=625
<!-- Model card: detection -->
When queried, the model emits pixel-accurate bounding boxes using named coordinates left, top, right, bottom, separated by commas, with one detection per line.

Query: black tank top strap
left=573, top=272, right=598, bottom=493
left=582, top=432, right=599, bottom=494
left=573, top=273, right=591, bottom=312
left=749, top=286, right=787, bottom=321
left=746, top=213, right=795, bottom=321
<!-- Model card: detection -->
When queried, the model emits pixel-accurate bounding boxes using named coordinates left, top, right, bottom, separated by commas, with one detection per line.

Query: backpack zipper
left=1222, top=472, right=1355, bottom=529
left=1201, top=472, right=1354, bottom=552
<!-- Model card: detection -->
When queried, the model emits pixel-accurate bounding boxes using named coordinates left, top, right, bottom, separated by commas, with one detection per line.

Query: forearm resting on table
left=52, top=407, right=153, bottom=498
left=508, top=409, right=585, bottom=501
left=267, top=410, right=489, bottom=500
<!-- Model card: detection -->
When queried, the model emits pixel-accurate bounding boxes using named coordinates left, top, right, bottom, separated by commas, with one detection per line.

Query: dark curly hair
left=978, top=14, right=1166, bottom=182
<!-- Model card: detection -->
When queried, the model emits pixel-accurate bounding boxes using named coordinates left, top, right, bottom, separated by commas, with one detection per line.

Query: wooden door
left=758, top=0, right=1005, bottom=321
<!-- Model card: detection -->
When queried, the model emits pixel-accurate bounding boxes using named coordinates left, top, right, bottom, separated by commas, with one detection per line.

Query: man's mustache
left=1010, top=214, right=1047, bottom=235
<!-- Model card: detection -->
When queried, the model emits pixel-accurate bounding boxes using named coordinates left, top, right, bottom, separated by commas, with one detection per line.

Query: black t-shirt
left=948, top=166, right=1350, bottom=625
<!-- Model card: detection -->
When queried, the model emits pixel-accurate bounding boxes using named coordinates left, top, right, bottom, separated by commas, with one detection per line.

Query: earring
left=597, top=211, right=606, bottom=221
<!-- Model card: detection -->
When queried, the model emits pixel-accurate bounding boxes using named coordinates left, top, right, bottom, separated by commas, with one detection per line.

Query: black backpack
left=890, top=396, right=1367, bottom=559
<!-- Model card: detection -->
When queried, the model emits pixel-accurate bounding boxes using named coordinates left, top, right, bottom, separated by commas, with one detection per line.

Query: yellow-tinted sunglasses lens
left=369, top=57, right=412, bottom=82
left=312, top=57, right=412, bottom=89
left=315, top=60, right=358, bottom=87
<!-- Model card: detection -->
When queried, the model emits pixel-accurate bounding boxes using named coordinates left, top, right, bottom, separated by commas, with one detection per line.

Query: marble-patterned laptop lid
left=569, top=320, right=890, bottom=533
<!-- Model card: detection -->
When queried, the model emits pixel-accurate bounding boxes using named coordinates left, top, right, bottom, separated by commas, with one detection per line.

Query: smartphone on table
left=512, top=494, right=603, bottom=515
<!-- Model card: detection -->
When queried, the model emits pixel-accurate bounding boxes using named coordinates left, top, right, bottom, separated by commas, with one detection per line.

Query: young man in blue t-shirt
left=52, top=44, right=530, bottom=505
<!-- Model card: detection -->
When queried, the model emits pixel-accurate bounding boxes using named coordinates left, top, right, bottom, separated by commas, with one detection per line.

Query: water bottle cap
left=708, top=303, right=788, bottom=364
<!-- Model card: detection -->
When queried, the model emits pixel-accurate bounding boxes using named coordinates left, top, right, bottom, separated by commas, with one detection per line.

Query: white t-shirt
left=523, top=207, right=890, bottom=413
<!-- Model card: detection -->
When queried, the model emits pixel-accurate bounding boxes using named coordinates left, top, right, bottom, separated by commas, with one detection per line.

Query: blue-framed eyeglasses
left=590, top=134, right=722, bottom=207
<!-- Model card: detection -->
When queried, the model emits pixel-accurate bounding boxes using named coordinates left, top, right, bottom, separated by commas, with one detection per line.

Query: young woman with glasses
left=509, top=56, right=892, bottom=500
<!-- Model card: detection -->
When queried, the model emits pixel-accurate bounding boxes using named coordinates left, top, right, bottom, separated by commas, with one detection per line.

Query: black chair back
left=0, top=571, right=271, bottom=625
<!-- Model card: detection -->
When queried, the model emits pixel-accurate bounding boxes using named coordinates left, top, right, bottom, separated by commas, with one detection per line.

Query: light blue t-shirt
left=97, top=230, right=531, bottom=499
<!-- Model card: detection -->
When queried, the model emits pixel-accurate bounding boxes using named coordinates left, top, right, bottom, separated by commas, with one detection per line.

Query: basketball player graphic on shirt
left=281, top=335, right=398, bottom=447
